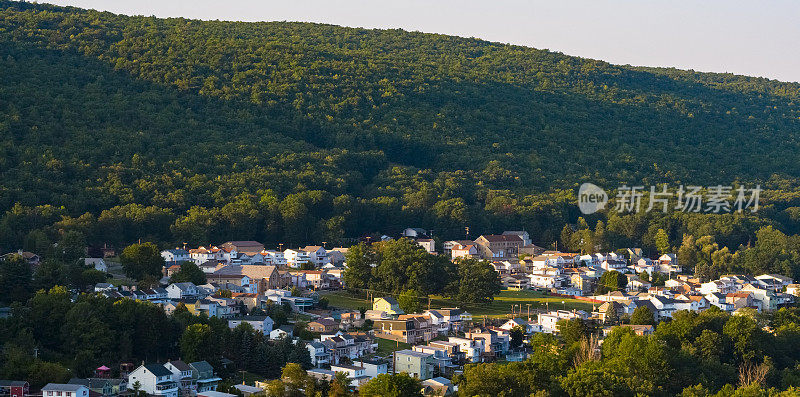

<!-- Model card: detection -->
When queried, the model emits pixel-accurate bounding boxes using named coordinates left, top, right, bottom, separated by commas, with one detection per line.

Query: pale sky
left=41, top=0, right=800, bottom=83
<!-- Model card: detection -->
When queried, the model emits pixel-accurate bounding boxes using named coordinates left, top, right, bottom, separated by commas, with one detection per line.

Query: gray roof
left=42, top=384, right=86, bottom=392
left=143, top=364, right=173, bottom=377
left=190, top=361, right=214, bottom=373
left=394, top=349, right=432, bottom=359
left=167, top=360, right=192, bottom=372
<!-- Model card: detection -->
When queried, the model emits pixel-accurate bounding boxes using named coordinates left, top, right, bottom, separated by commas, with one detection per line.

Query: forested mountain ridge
left=2, top=0, right=800, bottom=251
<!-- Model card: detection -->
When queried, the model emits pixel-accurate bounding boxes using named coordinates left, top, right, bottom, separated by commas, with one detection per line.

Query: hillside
left=2, top=1, right=800, bottom=250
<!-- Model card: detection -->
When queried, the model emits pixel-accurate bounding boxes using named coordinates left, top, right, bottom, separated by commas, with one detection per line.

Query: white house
left=353, top=359, right=388, bottom=379
left=307, top=341, right=331, bottom=367
left=84, top=258, right=108, bottom=273
left=127, top=364, right=179, bottom=397
left=163, top=361, right=195, bottom=396
left=537, top=310, right=589, bottom=333
left=228, top=316, right=274, bottom=334
left=416, top=239, right=436, bottom=254
left=302, top=246, right=330, bottom=266
left=42, top=384, right=89, bottom=397
left=284, top=249, right=312, bottom=268
left=166, top=282, right=199, bottom=300
left=329, top=364, right=370, bottom=388
left=657, top=254, right=681, bottom=274
left=755, top=274, right=794, bottom=292
left=161, top=249, right=190, bottom=264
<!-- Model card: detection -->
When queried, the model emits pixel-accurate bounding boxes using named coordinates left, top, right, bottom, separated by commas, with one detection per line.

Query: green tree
left=180, top=324, right=214, bottom=363
left=630, top=306, right=655, bottom=325
left=342, top=243, right=374, bottom=291
left=655, top=228, right=670, bottom=255
left=360, top=373, right=422, bottom=397
left=451, top=258, right=501, bottom=303
left=170, top=262, right=207, bottom=285
left=0, top=254, right=33, bottom=304
left=397, top=289, right=422, bottom=314
left=120, top=242, right=164, bottom=280
left=596, top=270, right=627, bottom=294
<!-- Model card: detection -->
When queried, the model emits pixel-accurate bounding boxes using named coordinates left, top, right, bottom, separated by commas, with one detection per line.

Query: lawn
left=374, top=337, right=411, bottom=356
left=320, top=289, right=594, bottom=319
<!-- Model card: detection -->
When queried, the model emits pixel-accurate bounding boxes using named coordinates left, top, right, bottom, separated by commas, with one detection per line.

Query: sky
left=41, top=0, right=800, bottom=83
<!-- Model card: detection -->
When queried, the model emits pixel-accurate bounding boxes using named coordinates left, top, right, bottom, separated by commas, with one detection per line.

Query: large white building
left=127, top=364, right=179, bottom=397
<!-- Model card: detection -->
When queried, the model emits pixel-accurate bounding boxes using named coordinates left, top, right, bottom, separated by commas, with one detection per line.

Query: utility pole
left=526, top=304, right=531, bottom=321
left=465, top=226, right=470, bottom=240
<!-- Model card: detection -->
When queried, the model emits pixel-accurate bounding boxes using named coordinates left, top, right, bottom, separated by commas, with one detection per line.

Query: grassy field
left=374, top=337, right=411, bottom=357
left=320, top=289, right=594, bottom=319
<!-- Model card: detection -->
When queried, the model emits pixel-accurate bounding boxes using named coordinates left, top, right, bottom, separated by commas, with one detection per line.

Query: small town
left=1, top=227, right=798, bottom=396
left=3, top=1, right=800, bottom=395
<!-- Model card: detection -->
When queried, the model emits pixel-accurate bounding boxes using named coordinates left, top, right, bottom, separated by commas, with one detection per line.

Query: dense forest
left=2, top=1, right=800, bottom=257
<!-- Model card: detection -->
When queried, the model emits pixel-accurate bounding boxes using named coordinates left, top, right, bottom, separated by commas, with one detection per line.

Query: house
left=742, top=284, right=778, bottom=312
left=726, top=292, right=754, bottom=309
left=302, top=246, right=330, bottom=266
left=502, top=231, right=532, bottom=246
left=0, top=381, right=29, bottom=397
left=398, top=314, right=434, bottom=344
left=84, top=258, right=108, bottom=273
left=422, top=377, right=454, bottom=396
left=307, top=318, right=339, bottom=333
left=198, top=392, right=237, bottom=397
left=627, top=248, right=644, bottom=263
left=284, top=249, right=312, bottom=268
left=519, top=244, right=546, bottom=257
left=220, top=241, right=265, bottom=253
left=473, top=235, right=523, bottom=259
left=422, top=310, right=450, bottom=335
left=417, top=239, right=436, bottom=254
left=329, top=364, right=371, bottom=388
left=499, top=318, right=537, bottom=334
left=208, top=265, right=282, bottom=292
left=448, top=337, right=484, bottom=363
left=42, top=384, right=89, bottom=397
left=353, top=359, right=388, bottom=379
left=228, top=316, right=274, bottom=334
left=67, top=378, right=115, bottom=396
left=166, top=282, right=199, bottom=300
left=537, top=310, right=589, bottom=333
left=164, top=361, right=195, bottom=396
left=161, top=249, right=190, bottom=264
left=95, top=283, right=115, bottom=292
left=705, top=293, right=734, bottom=312
left=127, top=364, right=178, bottom=397
left=373, top=297, right=404, bottom=315
left=394, top=350, right=435, bottom=380
left=657, top=254, right=681, bottom=274
left=190, top=361, right=221, bottom=393
left=270, top=325, right=294, bottom=340
left=626, top=275, right=652, bottom=292
left=339, top=311, right=364, bottom=329
left=601, top=259, right=629, bottom=273
left=374, top=319, right=416, bottom=344
left=463, top=328, right=510, bottom=358
left=1, top=250, right=41, bottom=266
left=755, top=274, right=794, bottom=291
left=502, top=275, right=530, bottom=290
left=402, top=228, right=428, bottom=238
left=787, top=284, right=800, bottom=296
left=700, top=279, right=738, bottom=295
left=413, top=345, right=454, bottom=376
left=232, top=384, right=263, bottom=397
left=307, top=342, right=331, bottom=367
